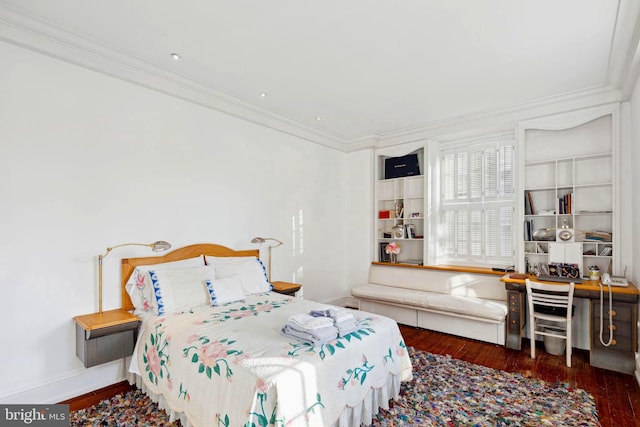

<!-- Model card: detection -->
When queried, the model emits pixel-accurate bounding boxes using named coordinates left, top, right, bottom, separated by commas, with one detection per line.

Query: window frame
left=434, top=137, right=516, bottom=267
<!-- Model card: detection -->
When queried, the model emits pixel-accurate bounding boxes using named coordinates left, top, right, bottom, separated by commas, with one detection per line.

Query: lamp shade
left=250, top=237, right=282, bottom=247
left=150, top=240, right=172, bottom=252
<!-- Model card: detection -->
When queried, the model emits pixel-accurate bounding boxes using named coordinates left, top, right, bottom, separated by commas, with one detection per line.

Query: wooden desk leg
left=506, top=289, right=523, bottom=350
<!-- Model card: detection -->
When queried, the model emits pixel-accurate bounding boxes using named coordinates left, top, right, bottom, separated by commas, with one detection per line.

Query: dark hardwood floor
left=60, top=380, right=133, bottom=412
left=63, top=326, right=640, bottom=426
left=400, top=325, right=640, bottom=427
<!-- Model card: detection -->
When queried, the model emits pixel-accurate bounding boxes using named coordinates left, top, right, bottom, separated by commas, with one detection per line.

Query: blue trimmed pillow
left=149, top=265, right=216, bottom=315
left=205, top=276, right=246, bottom=306
left=204, top=255, right=271, bottom=295
left=125, top=256, right=205, bottom=315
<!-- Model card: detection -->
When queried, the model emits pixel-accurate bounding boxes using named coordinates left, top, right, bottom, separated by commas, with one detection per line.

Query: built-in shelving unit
left=518, top=105, right=620, bottom=277
left=375, top=146, right=426, bottom=264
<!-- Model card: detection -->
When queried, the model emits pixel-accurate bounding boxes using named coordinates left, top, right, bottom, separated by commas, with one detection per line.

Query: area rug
left=372, top=347, right=600, bottom=426
left=69, top=347, right=600, bottom=426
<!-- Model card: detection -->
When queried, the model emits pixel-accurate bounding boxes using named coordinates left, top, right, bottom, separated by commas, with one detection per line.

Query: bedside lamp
left=97, top=240, right=171, bottom=313
left=250, top=237, right=282, bottom=281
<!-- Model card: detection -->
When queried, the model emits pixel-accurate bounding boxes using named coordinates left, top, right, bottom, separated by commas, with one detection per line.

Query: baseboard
left=0, top=358, right=129, bottom=404
left=59, top=380, right=133, bottom=411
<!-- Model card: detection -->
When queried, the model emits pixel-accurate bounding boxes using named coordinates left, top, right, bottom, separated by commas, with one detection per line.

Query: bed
left=122, top=243, right=412, bottom=427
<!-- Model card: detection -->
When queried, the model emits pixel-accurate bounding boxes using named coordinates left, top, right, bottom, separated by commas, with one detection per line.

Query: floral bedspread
left=132, top=293, right=412, bottom=427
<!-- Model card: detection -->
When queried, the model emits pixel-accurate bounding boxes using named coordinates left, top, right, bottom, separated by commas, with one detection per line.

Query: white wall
left=0, top=41, right=349, bottom=403
left=345, top=149, right=375, bottom=290
left=630, top=89, right=640, bottom=291
left=628, top=82, right=640, bottom=375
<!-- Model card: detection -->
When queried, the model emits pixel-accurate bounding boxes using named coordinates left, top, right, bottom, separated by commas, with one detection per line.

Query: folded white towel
left=281, top=323, right=337, bottom=346
left=330, top=309, right=356, bottom=323
left=288, top=313, right=334, bottom=330
left=336, top=319, right=358, bottom=337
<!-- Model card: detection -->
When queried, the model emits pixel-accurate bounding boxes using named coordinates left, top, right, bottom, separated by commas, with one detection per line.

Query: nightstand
left=73, top=309, right=140, bottom=368
left=271, top=281, right=302, bottom=296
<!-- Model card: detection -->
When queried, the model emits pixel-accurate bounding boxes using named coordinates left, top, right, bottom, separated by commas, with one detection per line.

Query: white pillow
left=204, top=255, right=253, bottom=280
left=205, top=276, right=246, bottom=306
left=149, top=265, right=216, bottom=315
left=237, top=258, right=272, bottom=294
left=125, top=256, right=204, bottom=315
left=204, top=255, right=271, bottom=295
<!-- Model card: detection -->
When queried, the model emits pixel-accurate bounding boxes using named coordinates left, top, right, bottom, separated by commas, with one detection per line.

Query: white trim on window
left=437, top=139, right=515, bottom=266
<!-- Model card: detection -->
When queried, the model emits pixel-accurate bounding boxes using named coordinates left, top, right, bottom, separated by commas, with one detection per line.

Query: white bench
left=351, top=264, right=508, bottom=345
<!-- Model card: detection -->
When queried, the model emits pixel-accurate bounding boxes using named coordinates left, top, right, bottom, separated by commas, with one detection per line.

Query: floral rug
left=70, top=347, right=600, bottom=426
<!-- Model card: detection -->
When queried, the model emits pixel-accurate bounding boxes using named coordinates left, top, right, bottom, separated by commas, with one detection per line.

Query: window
left=438, top=139, right=515, bottom=265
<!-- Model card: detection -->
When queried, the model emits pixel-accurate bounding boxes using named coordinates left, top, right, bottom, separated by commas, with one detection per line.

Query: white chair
left=525, top=278, right=575, bottom=367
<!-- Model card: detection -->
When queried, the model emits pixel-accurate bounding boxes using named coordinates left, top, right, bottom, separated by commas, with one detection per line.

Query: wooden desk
left=501, top=274, right=639, bottom=374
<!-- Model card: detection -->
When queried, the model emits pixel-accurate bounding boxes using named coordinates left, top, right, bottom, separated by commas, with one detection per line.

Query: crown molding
left=0, top=3, right=635, bottom=154
left=0, top=4, right=348, bottom=151
left=370, top=85, right=622, bottom=148
left=608, top=0, right=640, bottom=99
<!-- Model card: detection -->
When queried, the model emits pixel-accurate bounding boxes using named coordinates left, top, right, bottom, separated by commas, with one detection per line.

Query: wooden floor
left=400, top=325, right=640, bottom=427
left=63, top=326, right=640, bottom=426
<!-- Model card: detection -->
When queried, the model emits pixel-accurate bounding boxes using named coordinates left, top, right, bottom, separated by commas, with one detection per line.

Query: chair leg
left=530, top=319, right=536, bottom=360
left=566, top=330, right=572, bottom=368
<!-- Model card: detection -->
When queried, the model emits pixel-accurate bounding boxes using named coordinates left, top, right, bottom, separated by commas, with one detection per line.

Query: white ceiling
left=1, top=1, right=640, bottom=149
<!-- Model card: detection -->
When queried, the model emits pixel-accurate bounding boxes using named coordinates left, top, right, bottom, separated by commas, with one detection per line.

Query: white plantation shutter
left=484, top=209, right=498, bottom=257
left=470, top=151, right=483, bottom=200
left=438, top=139, right=515, bottom=265
left=442, top=154, right=455, bottom=201
left=470, top=209, right=482, bottom=256
left=484, top=148, right=497, bottom=198
left=441, top=210, right=456, bottom=257
left=456, top=152, right=468, bottom=199
left=499, top=206, right=513, bottom=257
left=498, top=145, right=514, bottom=198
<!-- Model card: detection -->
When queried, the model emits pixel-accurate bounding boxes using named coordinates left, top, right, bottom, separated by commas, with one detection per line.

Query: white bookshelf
left=375, top=146, right=426, bottom=264
left=518, top=105, right=620, bottom=277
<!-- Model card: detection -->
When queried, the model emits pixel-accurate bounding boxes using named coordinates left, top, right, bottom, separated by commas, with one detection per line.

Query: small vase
left=390, top=253, right=398, bottom=263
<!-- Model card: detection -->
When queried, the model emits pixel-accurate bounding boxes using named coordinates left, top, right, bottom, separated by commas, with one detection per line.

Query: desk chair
left=525, top=278, right=575, bottom=367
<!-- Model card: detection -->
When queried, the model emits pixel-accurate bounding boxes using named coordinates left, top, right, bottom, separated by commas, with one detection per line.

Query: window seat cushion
left=351, top=283, right=507, bottom=322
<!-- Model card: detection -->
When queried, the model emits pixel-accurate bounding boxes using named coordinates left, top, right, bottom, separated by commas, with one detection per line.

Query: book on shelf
left=524, top=219, right=533, bottom=241
left=556, top=192, right=573, bottom=214
left=577, top=210, right=612, bottom=214
left=524, top=191, right=534, bottom=215
left=599, top=246, right=612, bottom=256
left=584, top=231, right=612, bottom=241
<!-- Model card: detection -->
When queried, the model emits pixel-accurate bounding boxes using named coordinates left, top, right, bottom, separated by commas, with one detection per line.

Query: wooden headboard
left=120, top=243, right=259, bottom=311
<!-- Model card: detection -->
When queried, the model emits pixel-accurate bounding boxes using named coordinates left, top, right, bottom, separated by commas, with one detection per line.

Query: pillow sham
left=205, top=276, right=246, bottom=306
left=125, top=255, right=204, bottom=315
left=149, top=265, right=216, bottom=315
left=204, top=255, right=257, bottom=278
left=204, top=255, right=271, bottom=295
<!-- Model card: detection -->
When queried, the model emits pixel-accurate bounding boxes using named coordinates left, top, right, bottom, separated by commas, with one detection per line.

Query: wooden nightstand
left=271, top=281, right=302, bottom=296
left=73, top=309, right=140, bottom=368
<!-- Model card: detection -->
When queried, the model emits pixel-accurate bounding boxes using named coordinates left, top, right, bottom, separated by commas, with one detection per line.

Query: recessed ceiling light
left=260, top=92, right=268, bottom=98
left=315, top=116, right=322, bottom=121
left=170, top=53, right=182, bottom=61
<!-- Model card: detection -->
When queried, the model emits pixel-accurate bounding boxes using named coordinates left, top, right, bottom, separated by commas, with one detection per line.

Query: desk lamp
left=97, top=240, right=171, bottom=313
left=250, top=237, right=282, bottom=281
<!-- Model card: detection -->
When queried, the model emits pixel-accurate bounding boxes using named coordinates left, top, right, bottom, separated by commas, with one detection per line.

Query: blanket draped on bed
left=130, top=293, right=412, bottom=427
